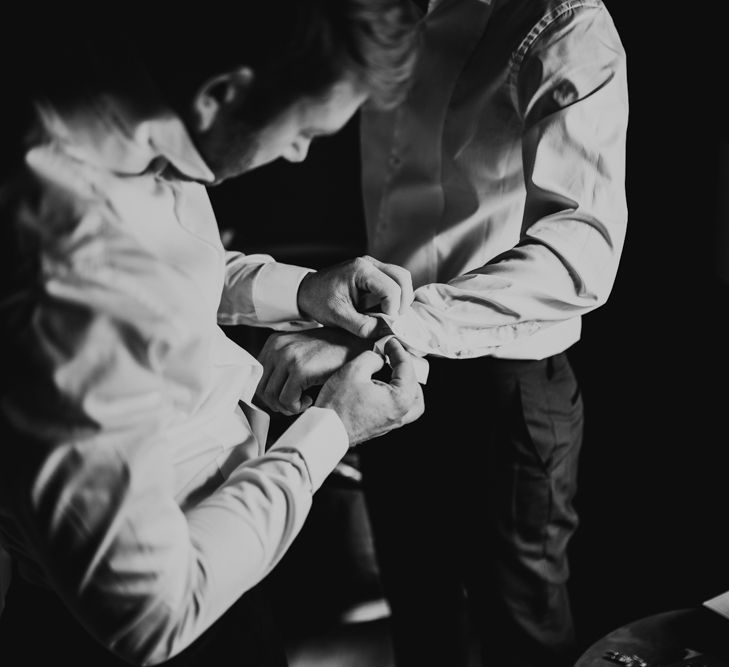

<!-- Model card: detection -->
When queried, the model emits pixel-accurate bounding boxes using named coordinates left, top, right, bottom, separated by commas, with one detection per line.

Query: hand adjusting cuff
left=373, top=335, right=429, bottom=384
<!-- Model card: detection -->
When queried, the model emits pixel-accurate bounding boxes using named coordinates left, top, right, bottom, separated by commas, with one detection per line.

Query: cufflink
left=603, top=650, right=649, bottom=667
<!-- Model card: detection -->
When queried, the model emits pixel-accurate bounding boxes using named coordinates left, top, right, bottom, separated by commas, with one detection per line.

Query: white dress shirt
left=361, top=0, right=628, bottom=360
left=0, top=56, right=347, bottom=664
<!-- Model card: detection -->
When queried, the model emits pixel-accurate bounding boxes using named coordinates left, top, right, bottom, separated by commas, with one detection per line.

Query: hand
left=316, top=338, right=425, bottom=446
left=256, top=329, right=369, bottom=416
left=297, top=256, right=413, bottom=338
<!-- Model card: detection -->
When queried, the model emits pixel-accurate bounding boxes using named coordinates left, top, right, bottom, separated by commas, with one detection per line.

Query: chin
left=212, top=158, right=258, bottom=184
left=206, top=134, right=262, bottom=182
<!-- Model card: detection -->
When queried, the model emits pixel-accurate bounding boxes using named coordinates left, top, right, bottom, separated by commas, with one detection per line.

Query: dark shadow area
left=209, top=2, right=729, bottom=662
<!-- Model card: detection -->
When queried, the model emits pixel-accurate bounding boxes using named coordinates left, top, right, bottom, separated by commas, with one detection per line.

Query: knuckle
left=263, top=385, right=277, bottom=405
left=330, top=293, right=348, bottom=312
left=355, top=322, right=371, bottom=338
left=396, top=385, right=420, bottom=411
left=288, top=370, right=304, bottom=388
left=414, top=395, right=425, bottom=417
left=277, top=348, right=293, bottom=364
left=392, top=391, right=410, bottom=414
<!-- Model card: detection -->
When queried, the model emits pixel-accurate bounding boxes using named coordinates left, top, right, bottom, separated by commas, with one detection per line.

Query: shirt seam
left=508, top=0, right=605, bottom=111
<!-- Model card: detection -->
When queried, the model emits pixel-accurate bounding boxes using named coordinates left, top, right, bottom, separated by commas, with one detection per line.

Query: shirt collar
left=141, top=107, right=216, bottom=183
left=36, top=54, right=215, bottom=184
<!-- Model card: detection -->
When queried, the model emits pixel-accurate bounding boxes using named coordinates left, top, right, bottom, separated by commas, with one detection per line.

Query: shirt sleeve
left=0, top=171, right=348, bottom=665
left=381, top=5, right=628, bottom=359
left=1, top=291, right=348, bottom=665
left=217, top=250, right=321, bottom=331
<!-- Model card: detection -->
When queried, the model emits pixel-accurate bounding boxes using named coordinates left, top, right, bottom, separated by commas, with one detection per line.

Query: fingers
left=362, top=256, right=413, bottom=315
left=305, top=257, right=411, bottom=338
left=261, top=363, right=291, bottom=414
left=341, top=312, right=380, bottom=339
left=384, top=338, right=417, bottom=389
left=345, top=350, right=385, bottom=380
left=262, top=368, right=311, bottom=416
left=257, top=335, right=305, bottom=415
left=355, top=257, right=404, bottom=318
left=255, top=337, right=278, bottom=405
left=383, top=339, right=424, bottom=427
left=279, top=374, right=313, bottom=415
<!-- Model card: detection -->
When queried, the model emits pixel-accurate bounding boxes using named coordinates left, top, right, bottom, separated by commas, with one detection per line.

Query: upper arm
left=513, top=3, right=629, bottom=297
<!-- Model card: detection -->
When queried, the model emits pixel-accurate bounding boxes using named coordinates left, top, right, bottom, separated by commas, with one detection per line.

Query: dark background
left=210, top=1, right=729, bottom=654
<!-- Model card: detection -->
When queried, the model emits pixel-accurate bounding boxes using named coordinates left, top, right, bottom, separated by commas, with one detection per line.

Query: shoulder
left=513, top=0, right=624, bottom=71
left=507, top=0, right=626, bottom=117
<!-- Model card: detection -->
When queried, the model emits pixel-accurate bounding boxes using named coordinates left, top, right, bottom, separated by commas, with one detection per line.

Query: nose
left=283, top=137, right=311, bottom=163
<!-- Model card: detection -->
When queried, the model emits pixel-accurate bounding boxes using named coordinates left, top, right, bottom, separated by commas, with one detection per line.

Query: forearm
left=381, top=226, right=620, bottom=359
left=9, top=409, right=346, bottom=666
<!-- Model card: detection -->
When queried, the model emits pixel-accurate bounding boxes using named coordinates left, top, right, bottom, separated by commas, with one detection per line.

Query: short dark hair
left=12, top=2, right=417, bottom=130
left=134, top=1, right=418, bottom=126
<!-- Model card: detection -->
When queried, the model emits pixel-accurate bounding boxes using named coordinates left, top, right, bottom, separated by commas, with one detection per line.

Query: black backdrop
left=209, top=1, right=729, bottom=651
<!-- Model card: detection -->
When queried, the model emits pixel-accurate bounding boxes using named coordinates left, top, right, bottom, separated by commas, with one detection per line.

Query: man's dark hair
left=133, top=0, right=419, bottom=126
left=10, top=1, right=417, bottom=131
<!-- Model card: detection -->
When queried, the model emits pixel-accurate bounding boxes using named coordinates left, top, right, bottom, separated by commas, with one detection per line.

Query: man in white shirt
left=0, top=4, right=422, bottom=666
left=256, top=0, right=628, bottom=664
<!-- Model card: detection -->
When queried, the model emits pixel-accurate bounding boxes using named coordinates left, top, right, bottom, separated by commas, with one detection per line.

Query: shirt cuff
left=268, top=407, right=349, bottom=491
left=252, top=262, right=313, bottom=324
left=373, top=335, right=430, bottom=384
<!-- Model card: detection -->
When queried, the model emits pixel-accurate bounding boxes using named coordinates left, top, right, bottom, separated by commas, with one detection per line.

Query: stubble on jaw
left=197, top=121, right=262, bottom=185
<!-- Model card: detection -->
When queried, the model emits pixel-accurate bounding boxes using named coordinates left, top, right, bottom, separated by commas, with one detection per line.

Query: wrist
left=296, top=271, right=316, bottom=318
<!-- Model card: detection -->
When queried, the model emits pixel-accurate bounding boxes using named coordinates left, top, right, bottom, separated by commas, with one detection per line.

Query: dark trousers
left=0, top=568, right=288, bottom=667
left=359, top=352, right=584, bottom=667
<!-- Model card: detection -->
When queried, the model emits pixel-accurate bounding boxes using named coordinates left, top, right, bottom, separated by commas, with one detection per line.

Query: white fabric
left=0, top=56, right=347, bottom=664
left=362, top=0, right=628, bottom=360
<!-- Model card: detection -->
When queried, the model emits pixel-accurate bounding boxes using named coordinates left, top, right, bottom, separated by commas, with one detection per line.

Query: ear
left=192, top=67, right=255, bottom=132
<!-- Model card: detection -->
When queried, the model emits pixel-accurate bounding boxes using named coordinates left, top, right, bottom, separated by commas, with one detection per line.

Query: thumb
left=338, top=311, right=380, bottom=339
left=355, top=261, right=402, bottom=317
left=344, top=350, right=385, bottom=380
left=384, top=338, right=417, bottom=389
